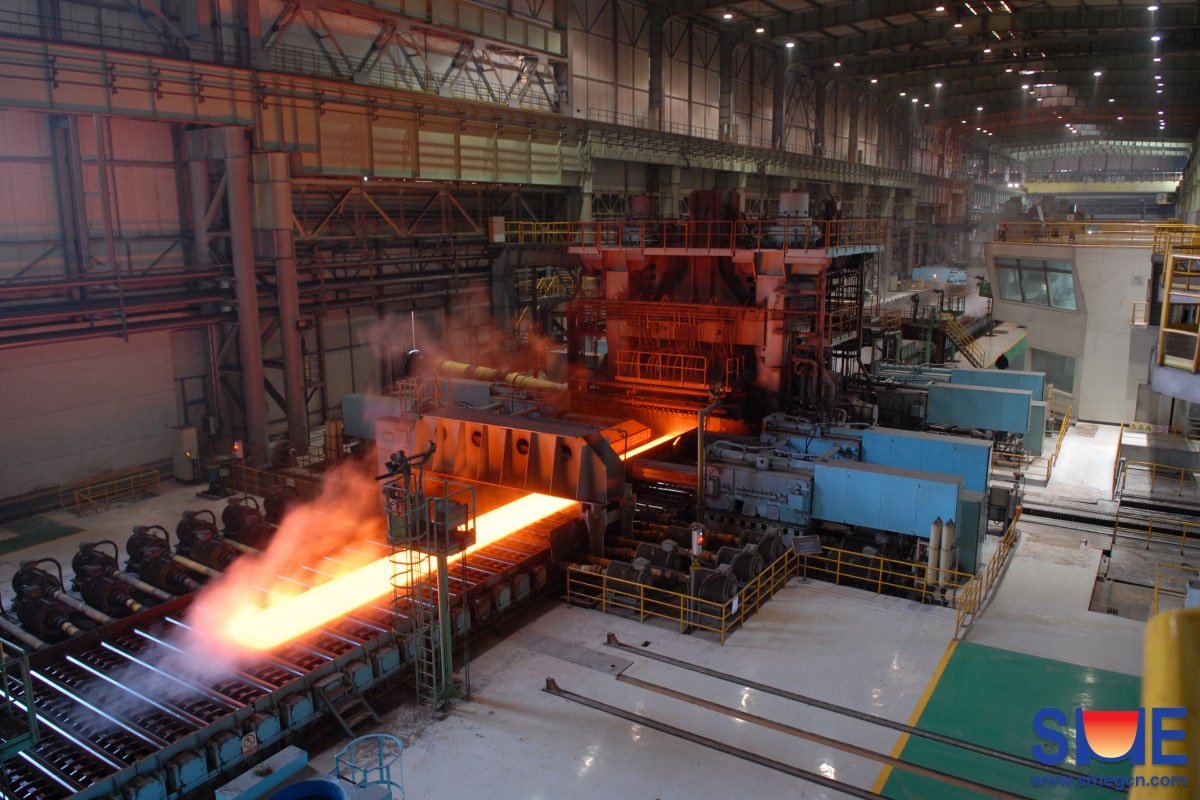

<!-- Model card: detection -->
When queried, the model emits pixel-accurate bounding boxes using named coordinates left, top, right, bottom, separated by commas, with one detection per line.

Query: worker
left=996, top=353, right=1009, bottom=370
left=997, top=223, right=1008, bottom=241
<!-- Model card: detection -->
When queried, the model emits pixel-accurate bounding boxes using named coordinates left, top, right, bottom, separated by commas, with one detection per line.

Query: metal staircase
left=943, top=315, right=985, bottom=368
left=315, top=672, right=380, bottom=738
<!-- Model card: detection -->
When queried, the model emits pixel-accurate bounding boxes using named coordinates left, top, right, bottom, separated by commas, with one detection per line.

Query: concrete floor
left=0, top=415, right=1157, bottom=799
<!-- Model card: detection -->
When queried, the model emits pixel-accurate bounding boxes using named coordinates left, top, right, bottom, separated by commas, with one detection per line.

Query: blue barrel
left=268, top=780, right=347, bottom=800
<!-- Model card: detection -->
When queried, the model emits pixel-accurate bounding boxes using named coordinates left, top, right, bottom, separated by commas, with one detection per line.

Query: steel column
left=255, top=152, right=309, bottom=451
left=225, top=135, right=270, bottom=465
left=648, top=3, right=665, bottom=128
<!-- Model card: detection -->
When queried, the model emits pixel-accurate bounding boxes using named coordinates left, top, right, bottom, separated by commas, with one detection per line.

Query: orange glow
left=201, top=431, right=685, bottom=653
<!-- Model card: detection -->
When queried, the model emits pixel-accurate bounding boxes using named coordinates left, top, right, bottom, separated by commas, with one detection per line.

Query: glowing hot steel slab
left=213, top=432, right=685, bottom=652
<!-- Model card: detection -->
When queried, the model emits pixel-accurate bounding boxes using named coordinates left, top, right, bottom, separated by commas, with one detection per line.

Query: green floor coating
left=882, top=642, right=1142, bottom=800
left=0, top=516, right=82, bottom=556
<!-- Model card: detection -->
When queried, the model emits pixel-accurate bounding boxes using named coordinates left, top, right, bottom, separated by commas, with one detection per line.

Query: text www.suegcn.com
left=1030, top=774, right=1188, bottom=790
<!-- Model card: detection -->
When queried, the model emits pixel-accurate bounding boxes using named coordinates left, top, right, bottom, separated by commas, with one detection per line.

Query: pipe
left=50, top=590, right=113, bottom=625
left=0, top=617, right=46, bottom=651
left=440, top=360, right=567, bottom=392
left=114, top=572, right=175, bottom=602
left=172, top=554, right=224, bottom=579
left=926, top=517, right=942, bottom=587
left=939, top=519, right=955, bottom=585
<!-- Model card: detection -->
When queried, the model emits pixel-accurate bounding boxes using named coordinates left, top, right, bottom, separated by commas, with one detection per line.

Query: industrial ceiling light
left=1148, top=4, right=1158, bottom=10
left=935, top=5, right=945, bottom=11
left=755, top=26, right=765, bottom=33
left=1005, top=67, right=1014, bottom=73
left=1156, top=89, right=1163, bottom=93
left=983, top=47, right=992, bottom=53
left=934, top=81, right=943, bottom=88
left=1036, top=97, right=1043, bottom=101
left=953, top=21, right=963, bottom=28
left=1158, top=110, right=1164, bottom=114
left=900, top=91, right=907, bottom=96
left=976, top=105, right=983, bottom=111
left=723, top=12, right=733, bottom=19
left=1153, top=56, right=1162, bottom=62
left=924, top=102, right=930, bottom=107
left=1117, top=115, right=1123, bottom=120
left=1093, top=70, right=1102, bottom=77
left=786, top=41, right=795, bottom=48
left=912, top=97, right=919, bottom=103
left=1154, top=75, right=1162, bottom=80
left=870, top=77, right=878, bottom=83
left=1021, top=84, right=1030, bottom=89
left=833, top=61, right=842, bottom=67
left=1108, top=97, right=1115, bottom=102
left=1150, top=34, right=1161, bottom=42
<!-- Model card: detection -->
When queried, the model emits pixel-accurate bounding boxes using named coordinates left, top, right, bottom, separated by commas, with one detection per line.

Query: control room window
left=1031, top=348, right=1076, bottom=394
left=992, top=257, right=1077, bottom=311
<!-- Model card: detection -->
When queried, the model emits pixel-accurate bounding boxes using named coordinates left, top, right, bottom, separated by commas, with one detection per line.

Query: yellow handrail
left=1151, top=562, right=1199, bottom=616
left=1129, top=609, right=1199, bottom=799
left=955, top=511, right=1021, bottom=637
left=565, top=548, right=797, bottom=644
left=70, top=469, right=161, bottom=516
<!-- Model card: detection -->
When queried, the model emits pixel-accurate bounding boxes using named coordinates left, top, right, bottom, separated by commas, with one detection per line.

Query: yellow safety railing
left=1152, top=562, right=1199, bottom=616
left=1112, top=506, right=1200, bottom=555
left=1117, top=460, right=1198, bottom=499
left=503, top=218, right=889, bottom=253
left=800, top=545, right=973, bottom=605
left=1129, top=608, right=1199, bottom=800
left=1151, top=223, right=1200, bottom=256
left=996, top=221, right=1173, bottom=246
left=942, top=315, right=985, bottom=367
left=1111, top=421, right=1200, bottom=498
left=565, top=548, right=797, bottom=644
left=69, top=469, right=161, bottom=516
left=990, top=405, right=1072, bottom=483
left=1131, top=300, right=1150, bottom=326
left=955, top=511, right=1021, bottom=637
left=228, top=463, right=321, bottom=500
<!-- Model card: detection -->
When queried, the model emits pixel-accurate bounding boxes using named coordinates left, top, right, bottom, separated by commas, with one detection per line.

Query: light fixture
left=911, top=97, right=919, bottom=103
left=870, top=77, right=878, bottom=83
left=1036, top=97, right=1043, bottom=101
left=1065, top=123, right=1072, bottom=127
left=1093, top=70, right=1102, bottom=77
left=976, top=105, right=983, bottom=111
left=900, top=91, right=907, bottom=96
left=1021, top=84, right=1030, bottom=89
left=833, top=61, right=841, bottom=67
left=1117, top=115, right=1123, bottom=120
left=988, top=132, right=993, bottom=136
left=935, top=4, right=945, bottom=11
left=1155, top=74, right=1162, bottom=80
left=1148, top=4, right=1159, bottom=10
left=723, top=11, right=733, bottom=19
left=1158, top=110, right=1164, bottom=115
left=1029, top=91, right=1036, bottom=96
left=755, top=26, right=765, bottom=33
left=934, top=81, right=943, bottom=88
left=1153, top=56, right=1161, bottom=62
left=953, top=21, right=963, bottom=28
left=1108, top=97, right=1115, bottom=102
left=1157, top=89, right=1163, bottom=94
left=961, top=119, right=967, bottom=123
left=1005, top=67, right=1013, bottom=73
left=976, top=126, right=982, bottom=130
left=924, top=102, right=930, bottom=107
left=786, top=41, right=795, bottom=48
left=983, top=47, right=992, bottom=53
left=1150, top=34, right=1161, bottom=42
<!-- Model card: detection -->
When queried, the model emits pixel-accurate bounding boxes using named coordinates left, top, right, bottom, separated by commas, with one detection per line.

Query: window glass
left=1019, top=268, right=1049, bottom=305
left=997, top=267, right=1022, bottom=301
left=1045, top=260, right=1072, bottom=273
left=995, top=257, right=1019, bottom=268
left=1047, top=271, right=1076, bottom=310
left=1031, top=348, right=1076, bottom=394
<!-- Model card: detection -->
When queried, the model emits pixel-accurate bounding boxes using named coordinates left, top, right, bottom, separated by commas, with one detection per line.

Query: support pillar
left=647, top=3, right=665, bottom=128
left=718, top=35, right=734, bottom=141
left=772, top=60, right=787, bottom=149
left=225, top=133, right=270, bottom=465
left=254, top=152, right=308, bottom=452
left=579, top=171, right=594, bottom=222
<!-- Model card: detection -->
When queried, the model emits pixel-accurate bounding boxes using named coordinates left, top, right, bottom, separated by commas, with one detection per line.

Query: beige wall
left=986, top=242, right=1152, bottom=423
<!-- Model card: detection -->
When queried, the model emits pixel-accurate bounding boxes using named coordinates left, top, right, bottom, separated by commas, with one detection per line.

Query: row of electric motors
left=0, top=495, right=291, bottom=649
left=575, top=522, right=789, bottom=606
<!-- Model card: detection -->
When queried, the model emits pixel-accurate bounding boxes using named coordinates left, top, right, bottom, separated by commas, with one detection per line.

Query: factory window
left=993, top=257, right=1076, bottom=310
left=1031, top=348, right=1076, bottom=394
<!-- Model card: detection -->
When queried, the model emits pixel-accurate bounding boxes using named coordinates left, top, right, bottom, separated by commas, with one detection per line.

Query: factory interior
left=1, top=1, right=1200, bottom=798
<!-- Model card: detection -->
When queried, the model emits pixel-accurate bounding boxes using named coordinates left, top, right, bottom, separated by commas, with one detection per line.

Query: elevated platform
left=502, top=218, right=887, bottom=262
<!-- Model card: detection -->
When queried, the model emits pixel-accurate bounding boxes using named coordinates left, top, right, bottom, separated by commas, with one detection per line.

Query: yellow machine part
left=1130, top=608, right=1199, bottom=799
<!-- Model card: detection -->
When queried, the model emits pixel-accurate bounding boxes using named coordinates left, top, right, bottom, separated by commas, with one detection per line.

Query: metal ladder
left=315, top=672, right=380, bottom=739
left=943, top=315, right=985, bottom=368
